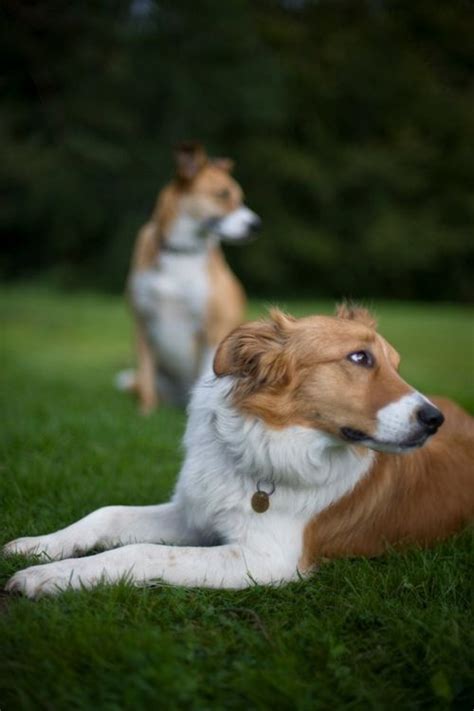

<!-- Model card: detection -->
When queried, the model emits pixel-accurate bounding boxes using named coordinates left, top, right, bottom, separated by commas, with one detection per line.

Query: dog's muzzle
left=340, top=401, right=445, bottom=452
left=206, top=206, right=262, bottom=243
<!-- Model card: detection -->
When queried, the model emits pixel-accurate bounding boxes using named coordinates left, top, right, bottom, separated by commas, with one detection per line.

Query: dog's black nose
left=416, top=403, right=445, bottom=432
left=249, top=217, right=262, bottom=233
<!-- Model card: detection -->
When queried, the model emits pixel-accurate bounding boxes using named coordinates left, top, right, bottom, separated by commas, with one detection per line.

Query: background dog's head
left=156, top=142, right=261, bottom=245
left=214, top=305, right=444, bottom=453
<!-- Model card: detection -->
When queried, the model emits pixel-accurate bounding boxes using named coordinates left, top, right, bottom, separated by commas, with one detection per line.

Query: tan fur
left=214, top=308, right=407, bottom=433
left=214, top=307, right=474, bottom=558
left=128, top=143, right=248, bottom=413
left=336, top=302, right=377, bottom=329
left=205, top=246, right=246, bottom=346
left=133, top=320, right=158, bottom=412
left=300, top=397, right=474, bottom=566
left=130, top=223, right=159, bottom=272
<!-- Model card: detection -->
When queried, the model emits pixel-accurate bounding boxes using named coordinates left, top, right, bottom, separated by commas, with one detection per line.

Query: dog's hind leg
left=3, top=502, right=193, bottom=561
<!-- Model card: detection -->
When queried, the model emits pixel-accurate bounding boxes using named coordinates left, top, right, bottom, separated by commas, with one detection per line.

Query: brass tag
left=251, top=490, right=270, bottom=514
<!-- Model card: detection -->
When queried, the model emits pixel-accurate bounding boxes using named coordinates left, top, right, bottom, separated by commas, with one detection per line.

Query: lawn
left=1, top=286, right=473, bottom=710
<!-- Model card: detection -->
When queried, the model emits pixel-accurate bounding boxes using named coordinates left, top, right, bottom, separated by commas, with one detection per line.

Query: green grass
left=1, top=286, right=473, bottom=710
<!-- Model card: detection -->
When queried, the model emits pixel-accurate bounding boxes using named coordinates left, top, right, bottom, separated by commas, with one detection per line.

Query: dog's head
left=159, top=142, right=261, bottom=244
left=213, top=305, right=444, bottom=453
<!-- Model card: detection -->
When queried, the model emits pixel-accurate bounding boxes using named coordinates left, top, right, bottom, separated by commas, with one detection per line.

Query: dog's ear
left=336, top=302, right=377, bottom=329
left=174, top=141, right=207, bottom=181
left=214, top=309, right=296, bottom=390
left=210, top=157, right=234, bottom=173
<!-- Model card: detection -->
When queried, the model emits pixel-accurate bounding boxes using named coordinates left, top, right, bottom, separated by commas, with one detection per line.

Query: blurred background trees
left=1, top=0, right=473, bottom=300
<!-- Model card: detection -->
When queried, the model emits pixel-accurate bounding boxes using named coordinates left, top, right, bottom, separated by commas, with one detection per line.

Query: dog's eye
left=215, top=189, right=230, bottom=200
left=347, top=350, right=375, bottom=368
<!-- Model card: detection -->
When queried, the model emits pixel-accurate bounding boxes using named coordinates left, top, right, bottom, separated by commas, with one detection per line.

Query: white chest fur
left=130, top=251, right=211, bottom=383
left=131, top=251, right=210, bottom=319
left=174, top=375, right=374, bottom=567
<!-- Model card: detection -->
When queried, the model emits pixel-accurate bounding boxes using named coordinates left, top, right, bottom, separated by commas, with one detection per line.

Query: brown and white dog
left=4, top=306, right=474, bottom=597
left=122, top=142, right=261, bottom=412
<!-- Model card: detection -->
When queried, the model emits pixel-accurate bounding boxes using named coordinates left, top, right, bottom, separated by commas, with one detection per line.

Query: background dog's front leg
left=6, top=542, right=300, bottom=598
left=135, top=320, right=158, bottom=414
left=3, top=503, right=191, bottom=561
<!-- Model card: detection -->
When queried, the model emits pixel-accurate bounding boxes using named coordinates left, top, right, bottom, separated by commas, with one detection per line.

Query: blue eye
left=347, top=350, right=375, bottom=368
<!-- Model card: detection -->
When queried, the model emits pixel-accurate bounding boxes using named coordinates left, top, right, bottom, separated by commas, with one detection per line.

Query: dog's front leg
left=135, top=320, right=158, bottom=414
left=3, top=503, right=192, bottom=561
left=6, top=542, right=300, bottom=598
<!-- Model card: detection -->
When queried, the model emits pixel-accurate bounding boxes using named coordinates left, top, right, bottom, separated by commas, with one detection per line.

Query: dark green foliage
left=1, top=1, right=474, bottom=298
left=1, top=288, right=473, bottom=708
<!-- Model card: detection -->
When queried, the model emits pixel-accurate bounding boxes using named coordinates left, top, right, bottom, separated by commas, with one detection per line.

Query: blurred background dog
left=121, top=142, right=261, bottom=412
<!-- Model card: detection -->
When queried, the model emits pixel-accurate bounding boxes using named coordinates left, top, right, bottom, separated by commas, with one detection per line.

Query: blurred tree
left=230, top=0, right=474, bottom=300
left=1, top=0, right=473, bottom=300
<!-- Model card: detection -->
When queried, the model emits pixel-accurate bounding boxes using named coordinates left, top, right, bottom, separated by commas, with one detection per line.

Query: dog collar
left=161, top=243, right=207, bottom=255
left=251, top=479, right=276, bottom=514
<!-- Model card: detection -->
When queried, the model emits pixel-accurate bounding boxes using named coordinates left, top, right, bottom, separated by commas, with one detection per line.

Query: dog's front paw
left=5, top=560, right=85, bottom=599
left=3, top=534, right=78, bottom=561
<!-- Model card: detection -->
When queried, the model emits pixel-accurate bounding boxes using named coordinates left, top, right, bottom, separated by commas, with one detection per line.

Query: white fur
left=215, top=206, right=259, bottom=240
left=4, top=373, right=374, bottom=598
left=130, top=251, right=210, bottom=389
left=167, top=213, right=205, bottom=251
left=129, top=204, right=257, bottom=401
left=374, top=391, right=432, bottom=451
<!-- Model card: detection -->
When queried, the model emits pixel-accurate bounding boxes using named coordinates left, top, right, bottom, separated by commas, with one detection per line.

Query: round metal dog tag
left=251, top=491, right=270, bottom=514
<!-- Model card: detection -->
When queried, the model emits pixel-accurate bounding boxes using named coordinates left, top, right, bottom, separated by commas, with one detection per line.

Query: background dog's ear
left=336, top=302, right=377, bottom=329
left=174, top=141, right=207, bottom=181
left=213, top=309, right=295, bottom=390
left=210, top=157, right=234, bottom=173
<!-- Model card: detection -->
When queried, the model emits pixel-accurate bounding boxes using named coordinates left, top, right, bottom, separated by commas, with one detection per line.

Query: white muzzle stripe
left=375, top=391, right=432, bottom=443
left=216, top=206, right=259, bottom=240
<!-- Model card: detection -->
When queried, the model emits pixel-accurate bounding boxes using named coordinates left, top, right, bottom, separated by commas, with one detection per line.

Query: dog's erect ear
left=336, top=302, right=377, bottom=329
left=210, top=157, right=235, bottom=173
left=214, top=309, right=296, bottom=390
left=174, top=141, right=207, bottom=182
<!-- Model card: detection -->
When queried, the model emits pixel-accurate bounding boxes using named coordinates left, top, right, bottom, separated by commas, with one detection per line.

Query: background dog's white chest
left=130, top=253, right=210, bottom=382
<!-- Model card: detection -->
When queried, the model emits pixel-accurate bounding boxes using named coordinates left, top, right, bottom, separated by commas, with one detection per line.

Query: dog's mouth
left=213, top=225, right=260, bottom=245
left=340, top=427, right=367, bottom=443
left=200, top=217, right=222, bottom=235
left=201, top=212, right=262, bottom=243
left=340, top=426, right=431, bottom=453
left=211, top=229, right=259, bottom=245
left=222, top=231, right=259, bottom=245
